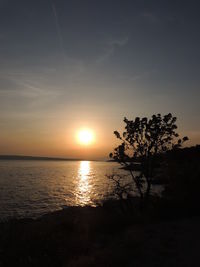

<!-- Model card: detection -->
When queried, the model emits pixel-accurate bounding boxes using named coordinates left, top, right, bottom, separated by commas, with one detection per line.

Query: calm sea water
left=0, top=160, right=163, bottom=220
left=0, top=160, right=125, bottom=220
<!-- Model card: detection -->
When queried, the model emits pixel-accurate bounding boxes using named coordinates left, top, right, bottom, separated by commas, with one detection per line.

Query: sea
left=0, top=160, right=162, bottom=220
left=0, top=160, right=123, bottom=220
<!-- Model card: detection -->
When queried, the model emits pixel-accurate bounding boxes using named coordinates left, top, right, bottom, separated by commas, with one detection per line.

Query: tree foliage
left=109, top=113, right=188, bottom=202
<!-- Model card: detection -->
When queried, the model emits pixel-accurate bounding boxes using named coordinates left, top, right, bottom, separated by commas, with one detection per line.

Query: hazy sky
left=0, top=0, right=200, bottom=159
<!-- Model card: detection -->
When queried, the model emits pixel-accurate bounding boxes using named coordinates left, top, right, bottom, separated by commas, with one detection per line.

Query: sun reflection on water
left=75, top=161, right=92, bottom=205
left=79, top=161, right=90, bottom=177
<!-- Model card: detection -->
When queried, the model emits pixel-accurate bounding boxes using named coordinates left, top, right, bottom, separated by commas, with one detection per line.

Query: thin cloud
left=141, top=12, right=158, bottom=23
left=96, top=35, right=129, bottom=63
left=51, top=1, right=65, bottom=54
left=129, top=69, right=158, bottom=81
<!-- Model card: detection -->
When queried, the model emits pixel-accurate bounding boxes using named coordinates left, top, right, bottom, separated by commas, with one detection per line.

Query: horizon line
left=0, top=155, right=106, bottom=162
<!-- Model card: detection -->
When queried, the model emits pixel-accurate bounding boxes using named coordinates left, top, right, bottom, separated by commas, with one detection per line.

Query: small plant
left=106, top=173, right=133, bottom=200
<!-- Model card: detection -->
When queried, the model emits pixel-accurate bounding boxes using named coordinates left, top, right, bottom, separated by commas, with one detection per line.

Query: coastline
left=0, top=155, right=102, bottom=162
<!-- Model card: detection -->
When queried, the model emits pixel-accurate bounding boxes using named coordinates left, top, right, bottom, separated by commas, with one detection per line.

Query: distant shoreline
left=0, top=155, right=101, bottom=161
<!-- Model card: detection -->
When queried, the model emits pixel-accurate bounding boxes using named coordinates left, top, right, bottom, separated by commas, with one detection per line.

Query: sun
left=77, top=129, right=94, bottom=145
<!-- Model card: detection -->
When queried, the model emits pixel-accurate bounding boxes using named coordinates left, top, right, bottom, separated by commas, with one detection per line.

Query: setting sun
left=77, top=129, right=94, bottom=145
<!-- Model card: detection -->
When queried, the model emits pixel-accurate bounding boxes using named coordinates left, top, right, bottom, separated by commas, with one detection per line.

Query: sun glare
left=77, top=129, right=94, bottom=145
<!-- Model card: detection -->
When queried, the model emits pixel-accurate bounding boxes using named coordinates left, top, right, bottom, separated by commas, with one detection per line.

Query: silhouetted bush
left=162, top=146, right=200, bottom=215
left=109, top=113, right=188, bottom=208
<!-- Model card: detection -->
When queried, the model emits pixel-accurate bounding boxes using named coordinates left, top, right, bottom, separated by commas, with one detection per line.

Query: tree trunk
left=145, top=179, right=151, bottom=200
left=129, top=170, right=143, bottom=200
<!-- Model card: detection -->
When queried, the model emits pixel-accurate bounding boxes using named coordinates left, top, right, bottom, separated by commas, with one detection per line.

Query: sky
left=0, top=0, right=200, bottom=159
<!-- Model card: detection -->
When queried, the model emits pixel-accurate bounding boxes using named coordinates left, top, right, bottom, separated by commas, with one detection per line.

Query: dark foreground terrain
left=1, top=146, right=200, bottom=267
left=0, top=200, right=200, bottom=267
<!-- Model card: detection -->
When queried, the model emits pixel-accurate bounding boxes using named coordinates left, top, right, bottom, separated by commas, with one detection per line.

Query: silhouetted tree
left=109, top=113, right=188, bottom=205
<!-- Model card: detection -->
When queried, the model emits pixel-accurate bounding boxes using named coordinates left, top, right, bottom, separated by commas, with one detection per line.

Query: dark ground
left=1, top=146, right=200, bottom=266
left=0, top=201, right=200, bottom=267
